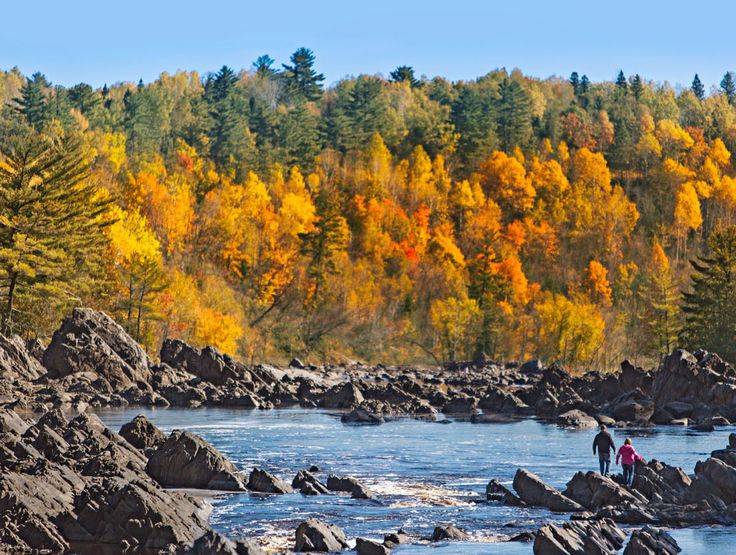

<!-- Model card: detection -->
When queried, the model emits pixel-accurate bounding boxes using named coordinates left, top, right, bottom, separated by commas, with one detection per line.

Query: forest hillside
left=2, top=52, right=735, bottom=368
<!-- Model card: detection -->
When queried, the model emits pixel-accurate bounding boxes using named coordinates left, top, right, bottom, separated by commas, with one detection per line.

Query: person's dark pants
left=599, top=456, right=610, bottom=475
left=622, top=463, right=634, bottom=486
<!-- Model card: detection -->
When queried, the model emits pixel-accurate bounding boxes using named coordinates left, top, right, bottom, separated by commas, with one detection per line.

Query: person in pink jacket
left=616, top=438, right=646, bottom=486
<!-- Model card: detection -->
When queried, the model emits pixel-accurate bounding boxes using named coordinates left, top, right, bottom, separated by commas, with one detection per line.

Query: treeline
left=2, top=51, right=736, bottom=368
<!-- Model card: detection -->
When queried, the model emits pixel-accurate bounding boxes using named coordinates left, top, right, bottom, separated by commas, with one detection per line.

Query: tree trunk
left=2, top=273, right=18, bottom=335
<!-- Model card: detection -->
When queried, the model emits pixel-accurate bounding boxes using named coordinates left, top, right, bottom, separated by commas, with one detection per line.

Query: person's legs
left=603, top=457, right=610, bottom=476
left=599, top=457, right=606, bottom=474
left=623, top=464, right=633, bottom=485
left=628, top=464, right=636, bottom=486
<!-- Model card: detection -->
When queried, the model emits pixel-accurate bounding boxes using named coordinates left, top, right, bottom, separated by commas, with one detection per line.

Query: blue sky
left=1, top=0, right=734, bottom=90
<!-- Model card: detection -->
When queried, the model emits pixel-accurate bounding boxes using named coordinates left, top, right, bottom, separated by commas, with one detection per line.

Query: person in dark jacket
left=593, top=424, right=616, bottom=476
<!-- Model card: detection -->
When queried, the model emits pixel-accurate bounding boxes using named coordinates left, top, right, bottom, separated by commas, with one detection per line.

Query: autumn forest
left=2, top=50, right=736, bottom=368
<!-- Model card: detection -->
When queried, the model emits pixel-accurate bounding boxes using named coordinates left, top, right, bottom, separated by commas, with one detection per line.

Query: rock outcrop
left=0, top=409, right=231, bottom=553
left=294, top=519, right=349, bottom=552
left=512, top=469, right=583, bottom=512
left=119, top=414, right=166, bottom=452
left=43, top=308, right=152, bottom=387
left=146, top=430, right=248, bottom=490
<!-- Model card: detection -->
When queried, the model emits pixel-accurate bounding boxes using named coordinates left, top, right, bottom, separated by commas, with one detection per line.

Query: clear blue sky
left=2, top=0, right=734, bottom=90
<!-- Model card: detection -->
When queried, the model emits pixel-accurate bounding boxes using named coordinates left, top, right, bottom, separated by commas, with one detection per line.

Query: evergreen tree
left=0, top=131, right=112, bottom=334
left=721, top=72, right=736, bottom=104
left=451, top=83, right=498, bottom=173
left=253, top=55, right=277, bottom=79
left=615, top=70, right=628, bottom=90
left=47, top=86, right=75, bottom=129
left=496, top=78, right=532, bottom=152
left=579, top=74, right=591, bottom=94
left=68, top=83, right=102, bottom=115
left=15, top=72, right=50, bottom=130
left=578, top=75, right=591, bottom=108
left=282, top=47, right=325, bottom=102
left=569, top=71, right=580, bottom=95
left=278, top=99, right=320, bottom=169
left=691, top=74, right=705, bottom=100
left=681, top=226, right=736, bottom=360
left=630, top=74, right=643, bottom=100
left=204, top=66, right=251, bottom=171
left=389, top=66, right=420, bottom=88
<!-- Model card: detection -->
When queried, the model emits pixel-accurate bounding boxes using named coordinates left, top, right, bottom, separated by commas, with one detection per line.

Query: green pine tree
left=496, top=78, right=532, bottom=152
left=16, top=72, right=51, bottom=130
left=630, top=74, right=643, bottom=100
left=0, top=130, right=112, bottom=334
left=681, top=226, right=736, bottom=360
left=389, top=66, right=420, bottom=88
left=282, top=47, right=325, bottom=102
left=721, top=72, right=735, bottom=104
left=615, top=70, right=628, bottom=90
left=691, top=74, right=705, bottom=100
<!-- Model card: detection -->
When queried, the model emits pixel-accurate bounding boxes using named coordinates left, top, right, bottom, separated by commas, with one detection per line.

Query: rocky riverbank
left=3, top=307, right=736, bottom=433
left=2, top=307, right=736, bottom=553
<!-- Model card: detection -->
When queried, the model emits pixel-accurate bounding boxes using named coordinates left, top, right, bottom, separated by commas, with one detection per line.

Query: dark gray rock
left=294, top=519, right=349, bottom=552
left=623, top=526, right=681, bottom=554
left=512, top=468, right=583, bottom=512
left=247, top=467, right=293, bottom=494
left=326, top=474, right=373, bottom=499
left=119, top=414, right=166, bottom=452
left=431, top=525, right=469, bottom=541
left=43, top=308, right=151, bottom=387
left=147, top=430, right=248, bottom=490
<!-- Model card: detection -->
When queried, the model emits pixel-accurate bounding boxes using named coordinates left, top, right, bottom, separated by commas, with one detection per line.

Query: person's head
left=600, top=424, right=607, bottom=431
left=624, top=438, right=632, bottom=445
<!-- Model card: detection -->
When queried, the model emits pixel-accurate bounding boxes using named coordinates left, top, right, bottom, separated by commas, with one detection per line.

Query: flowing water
left=97, top=408, right=736, bottom=553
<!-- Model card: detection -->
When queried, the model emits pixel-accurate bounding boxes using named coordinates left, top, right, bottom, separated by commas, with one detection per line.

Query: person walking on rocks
left=616, top=437, right=646, bottom=486
left=593, top=424, right=616, bottom=476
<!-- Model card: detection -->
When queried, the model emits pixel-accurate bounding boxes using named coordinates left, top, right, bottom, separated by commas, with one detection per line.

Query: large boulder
left=326, top=474, right=373, bottom=499
left=0, top=333, right=46, bottom=382
left=564, top=471, right=647, bottom=509
left=533, top=519, right=626, bottom=555
left=623, top=527, right=681, bottom=555
left=160, top=339, right=240, bottom=386
left=65, top=478, right=210, bottom=550
left=431, top=525, right=469, bottom=541
left=695, top=457, right=736, bottom=503
left=294, top=519, right=349, bottom=552
left=183, top=530, right=266, bottom=555
left=247, top=468, right=293, bottom=494
left=119, top=414, right=166, bottom=452
left=320, top=382, right=364, bottom=409
left=556, top=409, right=598, bottom=428
left=146, top=430, right=248, bottom=490
left=613, top=398, right=655, bottom=422
left=293, top=470, right=330, bottom=495
left=512, top=468, right=583, bottom=512
left=43, top=308, right=151, bottom=387
left=355, top=538, right=390, bottom=555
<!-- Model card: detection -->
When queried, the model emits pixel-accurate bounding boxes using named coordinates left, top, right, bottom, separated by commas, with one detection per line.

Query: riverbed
left=96, top=408, right=736, bottom=553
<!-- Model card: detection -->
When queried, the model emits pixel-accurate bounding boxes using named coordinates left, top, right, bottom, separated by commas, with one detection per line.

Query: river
left=96, top=407, right=736, bottom=554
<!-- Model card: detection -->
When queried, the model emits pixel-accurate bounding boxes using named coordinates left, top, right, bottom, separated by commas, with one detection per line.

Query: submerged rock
left=326, top=474, right=373, bottom=499
left=146, top=430, right=248, bottom=490
left=431, top=525, right=469, bottom=541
